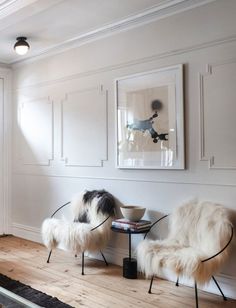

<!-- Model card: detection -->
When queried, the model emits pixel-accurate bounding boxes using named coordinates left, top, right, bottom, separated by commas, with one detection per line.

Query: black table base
left=123, top=257, right=137, bottom=279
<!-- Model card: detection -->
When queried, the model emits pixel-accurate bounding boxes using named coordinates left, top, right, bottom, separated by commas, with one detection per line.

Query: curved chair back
left=137, top=200, right=233, bottom=307
left=42, top=189, right=116, bottom=274
left=168, top=200, right=232, bottom=259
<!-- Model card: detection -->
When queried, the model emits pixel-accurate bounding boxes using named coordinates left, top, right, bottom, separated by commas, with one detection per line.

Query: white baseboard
left=12, top=223, right=42, bottom=243
left=207, top=273, right=236, bottom=300
left=11, top=223, right=236, bottom=300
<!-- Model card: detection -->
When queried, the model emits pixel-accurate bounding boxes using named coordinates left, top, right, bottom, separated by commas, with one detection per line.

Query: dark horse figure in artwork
left=127, top=111, right=168, bottom=143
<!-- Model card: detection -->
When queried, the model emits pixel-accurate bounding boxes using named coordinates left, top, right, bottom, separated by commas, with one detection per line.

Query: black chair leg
left=100, top=251, right=108, bottom=266
left=47, top=250, right=52, bottom=263
left=194, top=281, right=199, bottom=308
left=212, top=276, right=227, bottom=301
left=176, top=277, right=179, bottom=287
left=148, top=276, right=154, bottom=294
left=82, top=252, right=85, bottom=275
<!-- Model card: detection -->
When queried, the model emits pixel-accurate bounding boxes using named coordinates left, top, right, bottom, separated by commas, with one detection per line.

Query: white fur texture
left=137, top=200, right=232, bottom=285
left=41, top=193, right=113, bottom=254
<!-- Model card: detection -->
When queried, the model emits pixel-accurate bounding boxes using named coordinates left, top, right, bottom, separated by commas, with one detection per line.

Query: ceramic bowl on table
left=120, top=205, right=146, bottom=222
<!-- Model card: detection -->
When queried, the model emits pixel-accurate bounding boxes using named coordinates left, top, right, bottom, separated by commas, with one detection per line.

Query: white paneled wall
left=200, top=60, right=236, bottom=169
left=12, top=0, right=236, bottom=298
left=17, top=97, right=54, bottom=166
left=61, top=87, right=107, bottom=167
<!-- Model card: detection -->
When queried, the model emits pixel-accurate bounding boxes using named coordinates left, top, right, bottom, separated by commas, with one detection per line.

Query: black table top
left=111, top=226, right=151, bottom=234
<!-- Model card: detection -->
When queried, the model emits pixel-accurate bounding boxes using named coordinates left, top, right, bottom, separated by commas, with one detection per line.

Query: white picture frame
left=115, top=64, right=184, bottom=169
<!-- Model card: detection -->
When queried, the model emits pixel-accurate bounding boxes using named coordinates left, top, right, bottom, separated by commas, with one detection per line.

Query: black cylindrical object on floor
left=123, top=257, right=137, bottom=279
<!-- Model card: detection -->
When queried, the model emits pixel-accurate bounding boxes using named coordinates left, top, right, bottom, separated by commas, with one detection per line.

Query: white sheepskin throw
left=42, top=190, right=115, bottom=254
left=137, top=200, right=233, bottom=285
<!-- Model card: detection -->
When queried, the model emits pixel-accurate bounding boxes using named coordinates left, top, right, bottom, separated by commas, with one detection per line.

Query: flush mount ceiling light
left=14, top=37, right=30, bottom=55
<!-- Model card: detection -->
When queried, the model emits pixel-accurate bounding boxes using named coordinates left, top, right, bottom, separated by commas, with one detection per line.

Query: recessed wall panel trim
left=17, top=96, right=54, bottom=166
left=60, top=86, right=108, bottom=167
left=199, top=59, right=236, bottom=169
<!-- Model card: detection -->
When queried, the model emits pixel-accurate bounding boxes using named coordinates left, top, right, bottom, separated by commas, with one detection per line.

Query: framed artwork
left=115, top=64, right=184, bottom=169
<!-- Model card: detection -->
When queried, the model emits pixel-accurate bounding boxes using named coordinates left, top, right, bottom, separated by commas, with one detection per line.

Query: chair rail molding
left=199, top=59, right=236, bottom=169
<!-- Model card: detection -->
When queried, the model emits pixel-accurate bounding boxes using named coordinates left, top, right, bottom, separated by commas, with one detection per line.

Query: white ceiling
left=0, top=0, right=214, bottom=65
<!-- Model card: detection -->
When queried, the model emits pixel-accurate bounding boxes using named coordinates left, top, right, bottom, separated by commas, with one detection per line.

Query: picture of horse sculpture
left=126, top=99, right=169, bottom=144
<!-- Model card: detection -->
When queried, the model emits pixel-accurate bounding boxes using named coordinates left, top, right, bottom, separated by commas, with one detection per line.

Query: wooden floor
left=0, top=236, right=235, bottom=308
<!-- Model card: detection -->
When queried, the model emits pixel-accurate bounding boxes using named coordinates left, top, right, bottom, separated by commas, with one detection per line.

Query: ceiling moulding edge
left=0, top=0, right=38, bottom=19
left=12, top=34, right=236, bottom=91
left=0, top=0, right=18, bottom=11
left=10, top=0, right=216, bottom=67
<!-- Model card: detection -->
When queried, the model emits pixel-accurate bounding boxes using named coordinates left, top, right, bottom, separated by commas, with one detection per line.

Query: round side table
left=111, top=226, right=150, bottom=279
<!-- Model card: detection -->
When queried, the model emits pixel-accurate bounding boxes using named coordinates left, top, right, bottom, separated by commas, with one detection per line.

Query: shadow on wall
left=145, top=209, right=169, bottom=240
left=14, top=127, right=55, bottom=227
left=109, top=198, right=126, bottom=250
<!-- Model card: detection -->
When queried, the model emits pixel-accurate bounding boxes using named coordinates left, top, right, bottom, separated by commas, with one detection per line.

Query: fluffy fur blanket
left=137, top=200, right=232, bottom=284
left=42, top=190, right=115, bottom=253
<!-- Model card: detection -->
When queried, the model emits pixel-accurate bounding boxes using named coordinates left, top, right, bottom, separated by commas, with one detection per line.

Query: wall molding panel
left=199, top=59, right=236, bottom=169
left=61, top=86, right=108, bottom=167
left=18, top=96, right=54, bottom=166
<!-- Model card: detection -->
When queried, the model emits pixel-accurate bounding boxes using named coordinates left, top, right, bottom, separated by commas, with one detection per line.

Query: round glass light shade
left=14, top=37, right=30, bottom=55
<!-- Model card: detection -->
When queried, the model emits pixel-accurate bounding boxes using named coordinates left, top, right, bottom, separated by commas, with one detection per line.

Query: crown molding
left=0, top=0, right=17, bottom=10
left=10, top=0, right=216, bottom=67
left=0, top=0, right=38, bottom=19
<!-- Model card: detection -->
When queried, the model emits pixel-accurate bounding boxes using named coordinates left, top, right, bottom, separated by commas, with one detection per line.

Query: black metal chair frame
left=46, top=201, right=110, bottom=275
left=143, top=214, right=234, bottom=308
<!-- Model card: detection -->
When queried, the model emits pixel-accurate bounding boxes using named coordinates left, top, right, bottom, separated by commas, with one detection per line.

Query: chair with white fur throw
left=136, top=200, right=233, bottom=308
left=41, top=190, right=116, bottom=275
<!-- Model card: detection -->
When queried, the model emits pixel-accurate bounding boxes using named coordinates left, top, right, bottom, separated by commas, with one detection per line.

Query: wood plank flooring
left=0, top=236, right=235, bottom=308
